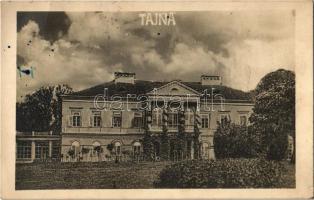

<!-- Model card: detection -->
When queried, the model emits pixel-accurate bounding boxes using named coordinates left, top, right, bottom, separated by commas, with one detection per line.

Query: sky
left=16, top=11, right=295, bottom=100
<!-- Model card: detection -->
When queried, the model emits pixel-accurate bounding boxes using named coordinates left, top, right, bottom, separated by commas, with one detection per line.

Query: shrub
left=154, top=159, right=285, bottom=188
left=214, top=118, right=261, bottom=158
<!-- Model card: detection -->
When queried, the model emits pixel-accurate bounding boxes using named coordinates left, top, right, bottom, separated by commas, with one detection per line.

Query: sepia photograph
left=1, top=1, right=313, bottom=199
left=15, top=10, right=296, bottom=190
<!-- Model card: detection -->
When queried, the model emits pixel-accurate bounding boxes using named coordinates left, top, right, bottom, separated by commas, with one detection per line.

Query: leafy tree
left=214, top=117, right=261, bottom=159
left=160, top=127, right=170, bottom=160
left=16, top=84, right=73, bottom=133
left=250, top=69, right=295, bottom=161
left=142, top=110, right=155, bottom=161
left=193, top=121, right=201, bottom=159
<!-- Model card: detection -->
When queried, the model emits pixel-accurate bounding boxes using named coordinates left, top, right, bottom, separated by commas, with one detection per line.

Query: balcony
left=63, top=126, right=145, bottom=134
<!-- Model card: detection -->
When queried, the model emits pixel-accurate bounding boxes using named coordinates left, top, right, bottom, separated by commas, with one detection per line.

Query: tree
left=213, top=117, right=261, bottom=159
left=16, top=84, right=73, bottom=133
left=250, top=69, right=295, bottom=161
left=142, top=110, right=154, bottom=161
left=160, top=126, right=170, bottom=160
left=51, top=84, right=73, bottom=133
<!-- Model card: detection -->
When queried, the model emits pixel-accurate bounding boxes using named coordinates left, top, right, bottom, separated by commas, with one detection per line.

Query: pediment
left=147, top=81, right=200, bottom=96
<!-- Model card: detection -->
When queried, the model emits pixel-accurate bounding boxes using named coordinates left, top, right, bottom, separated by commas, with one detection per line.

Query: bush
left=154, top=159, right=285, bottom=188
left=214, top=118, right=261, bottom=158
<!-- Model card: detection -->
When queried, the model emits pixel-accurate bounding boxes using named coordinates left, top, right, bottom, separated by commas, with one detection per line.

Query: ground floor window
left=201, top=142, right=209, bottom=157
left=52, top=141, right=61, bottom=159
left=16, top=141, right=32, bottom=159
left=114, top=141, right=121, bottom=155
left=35, top=141, right=49, bottom=159
left=133, top=141, right=141, bottom=155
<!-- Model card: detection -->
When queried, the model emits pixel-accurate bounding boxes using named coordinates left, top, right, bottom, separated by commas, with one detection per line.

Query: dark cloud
left=17, top=12, right=70, bottom=43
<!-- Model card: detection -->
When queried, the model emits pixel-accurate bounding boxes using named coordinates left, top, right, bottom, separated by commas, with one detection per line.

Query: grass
left=16, top=161, right=171, bottom=189
left=15, top=160, right=295, bottom=190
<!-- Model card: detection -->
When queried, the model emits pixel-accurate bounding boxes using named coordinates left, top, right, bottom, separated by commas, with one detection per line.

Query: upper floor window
left=133, top=112, right=143, bottom=128
left=220, top=113, right=230, bottom=124
left=152, top=109, right=162, bottom=127
left=240, top=115, right=247, bottom=126
left=184, top=111, right=194, bottom=127
left=168, top=112, right=178, bottom=128
left=72, top=111, right=81, bottom=127
left=92, top=111, right=101, bottom=127
left=201, top=114, right=209, bottom=128
left=112, top=111, right=122, bottom=128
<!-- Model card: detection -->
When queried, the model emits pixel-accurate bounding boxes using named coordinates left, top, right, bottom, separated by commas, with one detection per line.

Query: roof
left=64, top=80, right=253, bottom=102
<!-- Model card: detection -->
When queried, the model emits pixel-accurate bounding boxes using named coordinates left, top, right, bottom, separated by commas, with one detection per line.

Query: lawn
left=15, top=160, right=295, bottom=190
left=16, top=161, right=171, bottom=189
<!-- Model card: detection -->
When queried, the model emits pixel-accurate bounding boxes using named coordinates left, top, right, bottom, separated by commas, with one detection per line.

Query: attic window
left=171, top=88, right=179, bottom=92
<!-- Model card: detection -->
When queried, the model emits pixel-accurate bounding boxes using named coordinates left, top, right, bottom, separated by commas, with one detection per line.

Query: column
left=49, top=141, right=52, bottom=158
left=31, top=141, right=36, bottom=161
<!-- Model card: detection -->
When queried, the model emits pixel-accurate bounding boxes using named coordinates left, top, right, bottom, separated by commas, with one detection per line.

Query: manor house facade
left=59, top=72, right=254, bottom=162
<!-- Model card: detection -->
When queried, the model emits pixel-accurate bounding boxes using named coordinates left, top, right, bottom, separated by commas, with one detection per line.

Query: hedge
left=154, top=158, right=286, bottom=188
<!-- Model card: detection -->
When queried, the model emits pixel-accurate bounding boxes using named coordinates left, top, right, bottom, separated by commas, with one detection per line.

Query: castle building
left=59, top=72, right=254, bottom=162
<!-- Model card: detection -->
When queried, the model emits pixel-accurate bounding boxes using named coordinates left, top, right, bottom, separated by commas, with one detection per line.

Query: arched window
left=114, top=141, right=122, bottom=155
left=133, top=141, right=141, bottom=155
left=92, top=141, right=101, bottom=147
left=71, top=141, right=80, bottom=155
left=201, top=142, right=209, bottom=156
left=171, top=87, right=179, bottom=93
left=92, top=141, right=101, bottom=154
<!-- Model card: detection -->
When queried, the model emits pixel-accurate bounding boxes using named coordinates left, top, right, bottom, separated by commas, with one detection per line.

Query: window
left=184, top=111, right=194, bottom=127
left=16, top=141, right=32, bottom=159
left=152, top=109, right=162, bottom=126
left=240, top=115, right=247, bottom=126
left=72, top=112, right=81, bottom=127
left=201, top=114, right=209, bottom=128
left=220, top=113, right=230, bottom=123
left=133, top=112, right=143, bottom=128
left=52, top=141, right=60, bottom=159
left=92, top=111, right=101, bottom=127
left=92, top=141, right=101, bottom=155
left=168, top=112, right=178, bottom=128
left=112, top=111, right=122, bottom=127
left=71, top=141, right=80, bottom=156
left=114, top=141, right=121, bottom=155
left=201, top=142, right=209, bottom=157
left=133, top=141, right=141, bottom=155
left=35, top=141, right=49, bottom=159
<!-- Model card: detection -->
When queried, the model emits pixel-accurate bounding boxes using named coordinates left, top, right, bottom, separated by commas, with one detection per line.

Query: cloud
left=17, top=11, right=295, bottom=100
left=17, top=20, right=114, bottom=100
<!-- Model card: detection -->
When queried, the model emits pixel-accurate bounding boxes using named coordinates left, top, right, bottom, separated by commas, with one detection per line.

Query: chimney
left=114, top=72, right=136, bottom=84
left=201, top=75, right=222, bottom=86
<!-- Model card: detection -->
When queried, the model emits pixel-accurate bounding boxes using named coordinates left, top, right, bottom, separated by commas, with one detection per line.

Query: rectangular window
left=152, top=109, right=162, bottom=126
left=52, top=142, right=60, bottom=159
left=92, top=111, right=101, bottom=127
left=112, top=111, right=122, bottom=127
left=133, top=112, right=143, bottom=128
left=201, top=114, right=209, bottom=128
left=35, top=141, right=49, bottom=159
left=16, top=141, right=32, bottom=159
left=72, top=111, right=81, bottom=127
left=168, top=113, right=178, bottom=128
left=220, top=113, right=230, bottom=123
left=184, top=112, right=194, bottom=128
left=240, top=115, right=247, bottom=126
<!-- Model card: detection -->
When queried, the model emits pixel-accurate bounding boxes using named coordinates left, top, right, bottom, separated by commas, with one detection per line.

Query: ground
left=15, top=160, right=295, bottom=189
